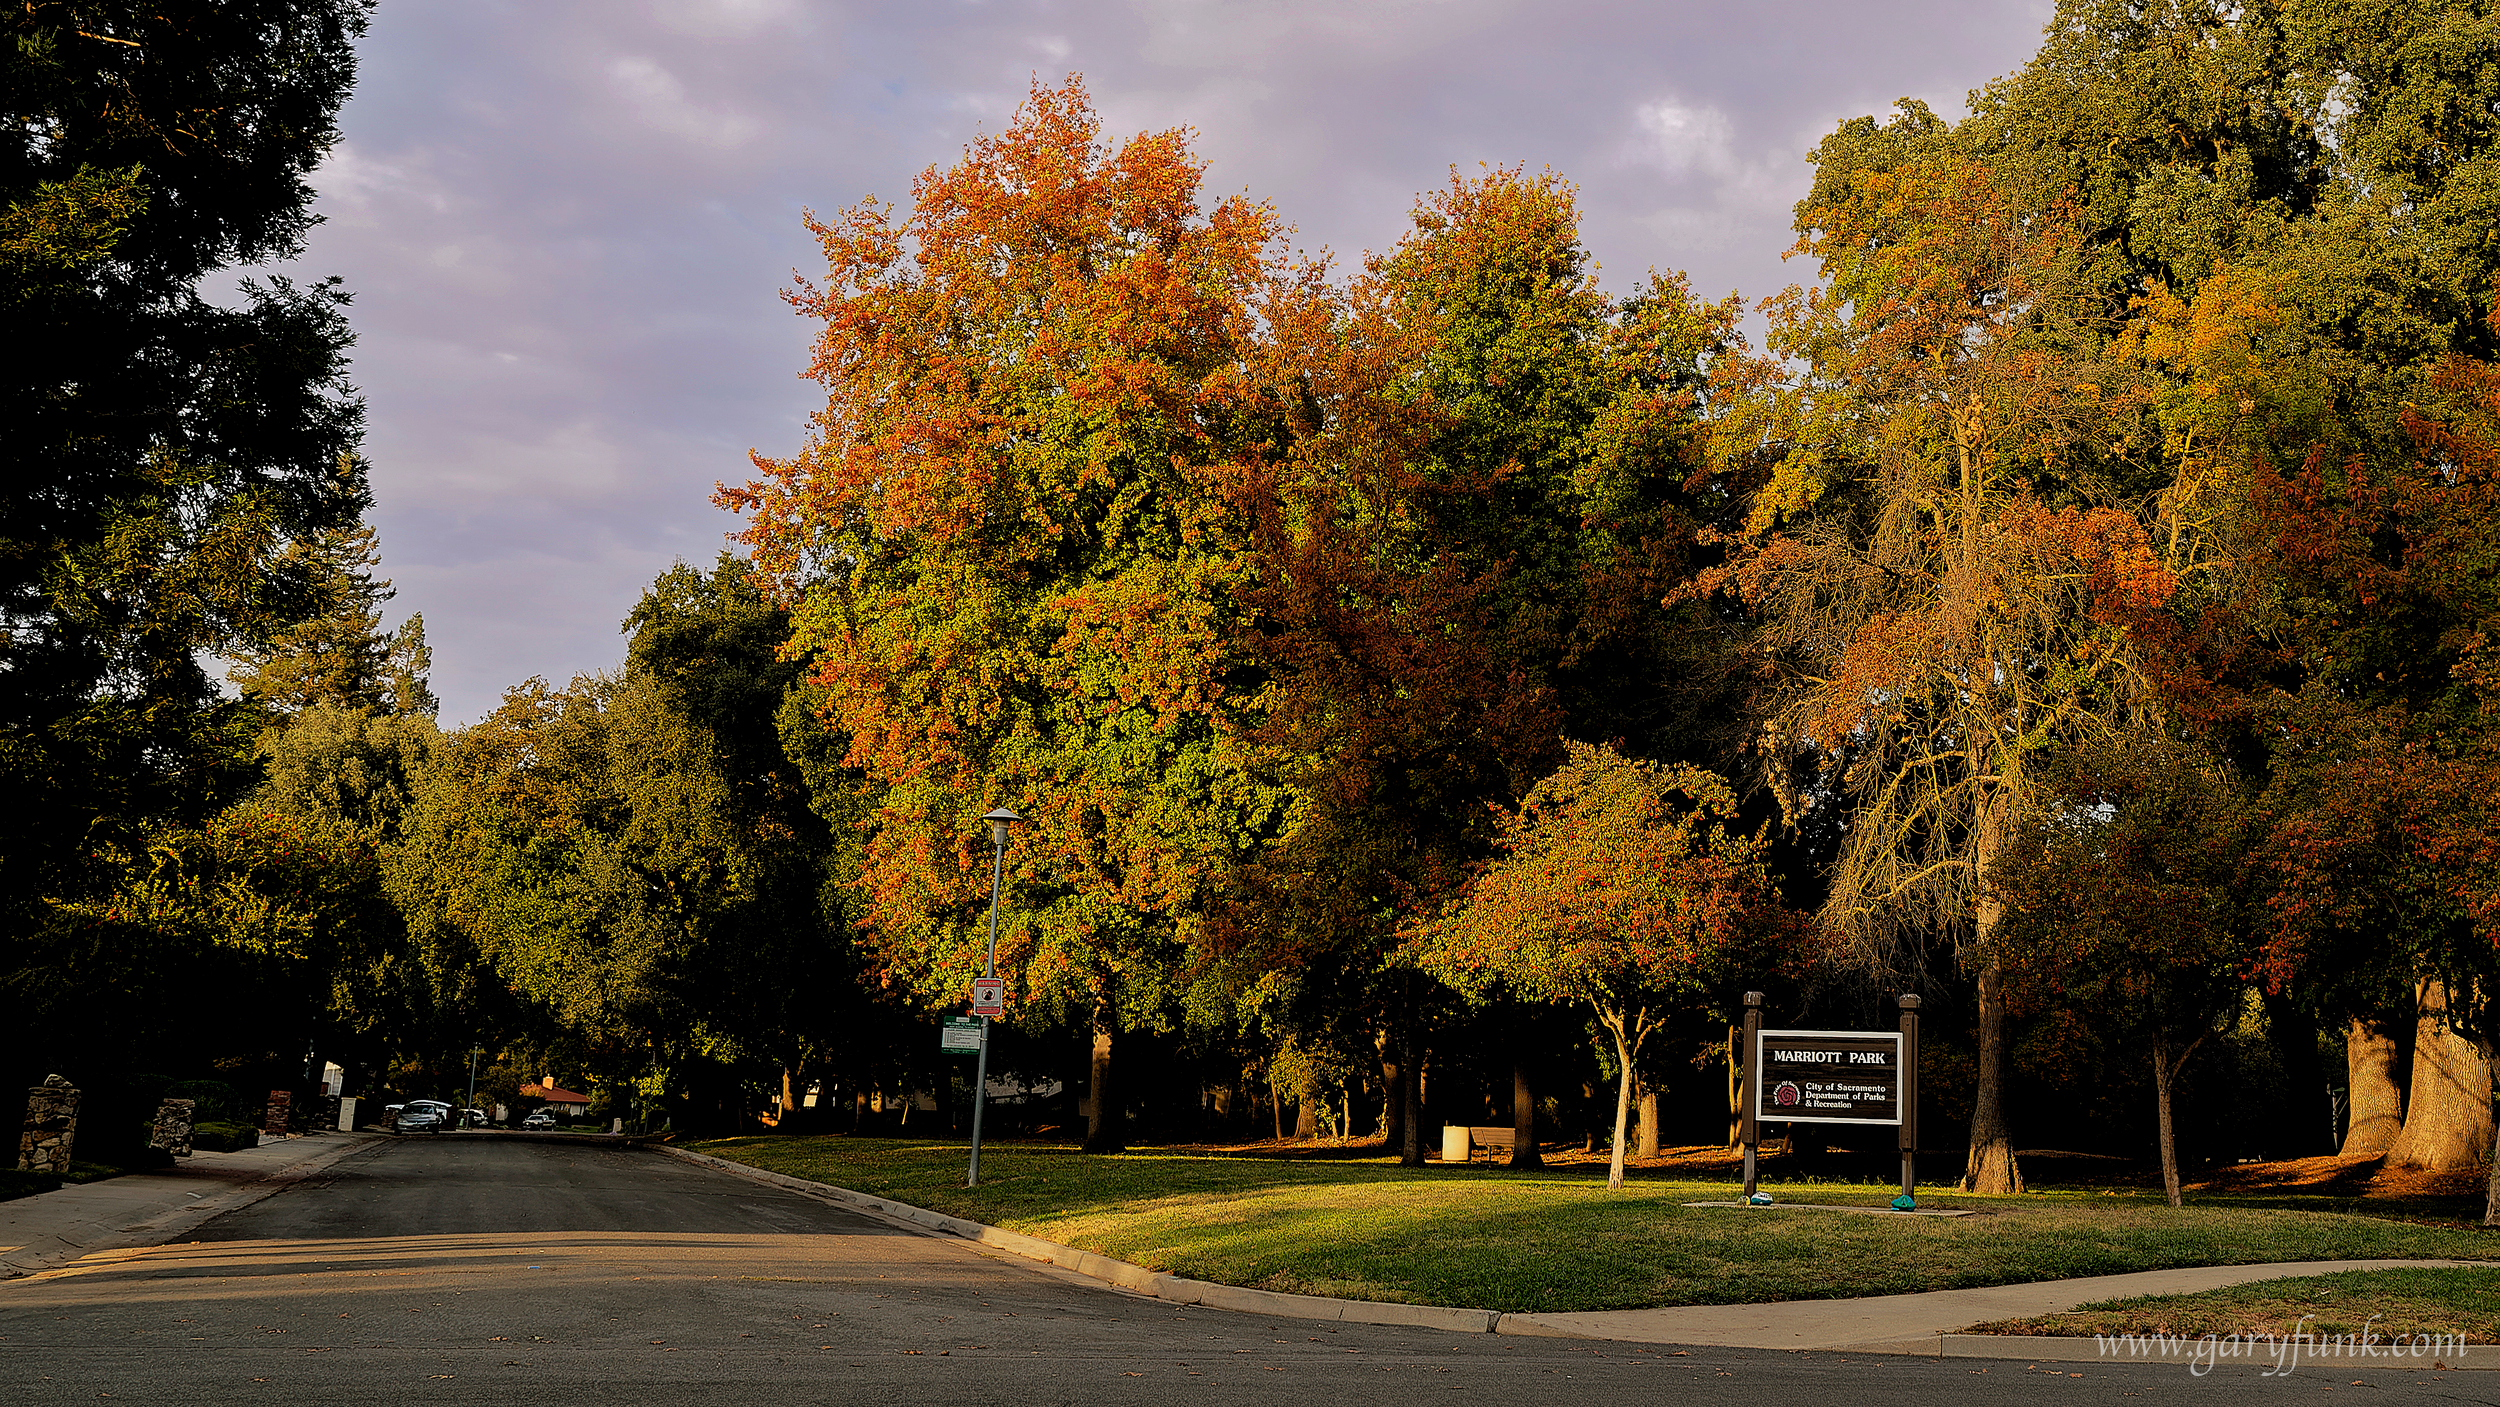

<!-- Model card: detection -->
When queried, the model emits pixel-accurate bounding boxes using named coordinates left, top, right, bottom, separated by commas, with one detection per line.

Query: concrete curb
left=650, top=1144, right=1504, bottom=1335
left=0, top=1132, right=389, bottom=1281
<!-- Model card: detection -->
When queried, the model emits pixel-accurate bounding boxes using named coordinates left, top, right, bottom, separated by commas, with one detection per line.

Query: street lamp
left=967, top=806, right=1021, bottom=1187
left=466, top=1048, right=480, bottom=1131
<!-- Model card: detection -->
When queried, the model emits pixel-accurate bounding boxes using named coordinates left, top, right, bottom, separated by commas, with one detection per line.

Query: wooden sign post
left=1738, top=991, right=1922, bottom=1206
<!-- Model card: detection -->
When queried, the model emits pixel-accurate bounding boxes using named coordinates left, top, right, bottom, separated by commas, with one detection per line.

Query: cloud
left=1629, top=97, right=1739, bottom=179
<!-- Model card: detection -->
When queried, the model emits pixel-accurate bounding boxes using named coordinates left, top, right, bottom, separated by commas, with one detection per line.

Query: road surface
left=1, top=1137, right=2470, bottom=1404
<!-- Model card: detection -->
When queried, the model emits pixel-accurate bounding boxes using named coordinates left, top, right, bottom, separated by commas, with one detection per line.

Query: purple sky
left=268, top=0, right=2054, bottom=724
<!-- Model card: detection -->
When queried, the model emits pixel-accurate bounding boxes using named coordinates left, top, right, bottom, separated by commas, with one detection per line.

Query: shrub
left=190, top=1121, right=259, bottom=1152
left=0, top=1168, right=63, bottom=1202
left=163, top=1079, right=242, bottom=1124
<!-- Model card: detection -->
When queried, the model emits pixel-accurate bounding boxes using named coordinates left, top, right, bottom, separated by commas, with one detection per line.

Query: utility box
left=1440, top=1125, right=1470, bottom=1163
left=336, top=1096, right=358, bottom=1132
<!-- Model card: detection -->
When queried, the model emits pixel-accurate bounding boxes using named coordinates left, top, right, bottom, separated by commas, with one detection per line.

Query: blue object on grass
left=1746, top=1190, right=1774, bottom=1205
left=1890, top=1194, right=1917, bottom=1211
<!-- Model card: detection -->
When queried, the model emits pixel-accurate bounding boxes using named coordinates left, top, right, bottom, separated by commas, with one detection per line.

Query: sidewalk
left=1497, top=1258, right=2496, bottom=1359
left=0, top=1130, right=385, bottom=1280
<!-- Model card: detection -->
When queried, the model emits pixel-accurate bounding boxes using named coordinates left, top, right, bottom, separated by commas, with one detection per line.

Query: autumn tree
left=2249, top=325, right=2500, bottom=1206
left=1416, top=743, right=1788, bottom=1188
left=1231, top=169, right=1748, bottom=1159
left=722, top=78, right=1286, bottom=1152
left=1716, top=146, right=2179, bottom=1193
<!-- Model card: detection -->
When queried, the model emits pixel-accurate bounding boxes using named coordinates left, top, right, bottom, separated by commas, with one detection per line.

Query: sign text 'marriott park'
left=1750, top=1029, right=1904, bottom=1125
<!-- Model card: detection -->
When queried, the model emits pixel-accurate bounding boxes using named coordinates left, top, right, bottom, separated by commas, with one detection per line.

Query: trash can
left=1441, top=1125, right=1470, bottom=1163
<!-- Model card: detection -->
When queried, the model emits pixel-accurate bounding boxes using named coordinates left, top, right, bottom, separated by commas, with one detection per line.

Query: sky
left=266, top=0, right=2057, bottom=725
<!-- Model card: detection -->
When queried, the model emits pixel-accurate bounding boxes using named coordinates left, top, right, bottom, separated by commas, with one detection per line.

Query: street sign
left=970, top=977, right=1005, bottom=1018
left=939, top=1016, right=982, bottom=1054
left=1750, top=1028, right=1903, bottom=1125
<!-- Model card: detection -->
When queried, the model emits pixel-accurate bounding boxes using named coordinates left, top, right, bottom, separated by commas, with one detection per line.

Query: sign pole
left=1740, top=990, right=1762, bottom=1200
left=1898, top=993, right=1920, bottom=1202
left=967, top=808, right=1019, bottom=1188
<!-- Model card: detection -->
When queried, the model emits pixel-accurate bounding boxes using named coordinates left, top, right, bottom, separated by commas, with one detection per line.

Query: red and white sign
left=970, top=977, right=1005, bottom=1018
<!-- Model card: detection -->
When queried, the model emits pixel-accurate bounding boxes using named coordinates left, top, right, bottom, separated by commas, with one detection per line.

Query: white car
left=521, top=1110, right=556, bottom=1129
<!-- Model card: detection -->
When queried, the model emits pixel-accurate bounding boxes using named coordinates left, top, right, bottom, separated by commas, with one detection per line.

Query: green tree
left=1995, top=744, right=2259, bottom=1206
left=1232, top=169, right=1748, bottom=1159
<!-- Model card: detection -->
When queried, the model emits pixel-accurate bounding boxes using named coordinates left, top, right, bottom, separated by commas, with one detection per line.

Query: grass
left=1964, top=1267, right=2500, bottom=1340
left=683, top=1135, right=2499, bottom=1315
left=0, top=1168, right=63, bottom=1203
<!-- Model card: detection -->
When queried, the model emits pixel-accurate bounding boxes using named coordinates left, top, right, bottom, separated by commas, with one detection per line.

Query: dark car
left=393, top=1106, right=444, bottom=1134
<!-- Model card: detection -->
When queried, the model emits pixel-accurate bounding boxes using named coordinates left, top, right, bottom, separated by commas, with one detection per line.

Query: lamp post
left=466, top=1048, right=480, bottom=1131
left=967, top=807, right=1021, bottom=1187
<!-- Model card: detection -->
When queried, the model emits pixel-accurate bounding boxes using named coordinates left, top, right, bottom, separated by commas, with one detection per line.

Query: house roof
left=522, top=1082, right=590, bottom=1104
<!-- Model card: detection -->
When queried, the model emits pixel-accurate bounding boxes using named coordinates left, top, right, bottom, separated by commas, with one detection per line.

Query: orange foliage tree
left=1415, top=742, right=1791, bottom=1188
left=719, top=78, right=1287, bottom=1151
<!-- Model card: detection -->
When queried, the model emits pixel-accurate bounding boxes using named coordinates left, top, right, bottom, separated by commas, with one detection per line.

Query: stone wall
left=18, top=1075, right=80, bottom=1174
left=152, top=1097, right=196, bottom=1157
left=261, top=1089, right=292, bottom=1137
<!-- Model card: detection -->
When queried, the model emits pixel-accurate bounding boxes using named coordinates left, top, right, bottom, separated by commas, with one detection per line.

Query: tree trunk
left=1635, top=1087, right=1660, bottom=1161
left=1960, top=957, right=2024, bottom=1193
left=851, top=1084, right=868, bottom=1134
left=1725, top=1025, right=1742, bottom=1149
left=2385, top=980, right=2493, bottom=1171
left=1378, top=1033, right=1403, bottom=1152
left=2485, top=1119, right=2500, bottom=1229
left=779, top=1067, right=797, bottom=1124
left=1602, top=1012, right=1634, bottom=1190
left=2151, top=1031, right=2199, bottom=1208
left=1397, top=1037, right=1425, bottom=1167
left=1292, top=1053, right=1324, bottom=1140
left=1508, top=1059, right=1541, bottom=1169
left=2342, top=1018, right=2405, bottom=1155
left=1081, top=1026, right=1123, bottom=1154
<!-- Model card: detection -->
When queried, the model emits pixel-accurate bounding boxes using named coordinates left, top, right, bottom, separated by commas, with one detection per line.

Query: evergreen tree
left=2, top=0, right=374, bottom=1090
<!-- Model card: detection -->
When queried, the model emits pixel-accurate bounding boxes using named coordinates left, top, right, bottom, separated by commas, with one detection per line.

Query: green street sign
left=939, top=1016, right=982, bottom=1054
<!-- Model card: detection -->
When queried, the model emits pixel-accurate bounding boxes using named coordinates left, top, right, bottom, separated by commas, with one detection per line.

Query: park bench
left=1440, top=1124, right=1519, bottom=1163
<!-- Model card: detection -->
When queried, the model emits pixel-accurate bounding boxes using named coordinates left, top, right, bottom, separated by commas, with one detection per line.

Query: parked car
left=460, top=1108, right=488, bottom=1128
left=393, top=1106, right=443, bottom=1134
left=521, top=1110, right=556, bottom=1130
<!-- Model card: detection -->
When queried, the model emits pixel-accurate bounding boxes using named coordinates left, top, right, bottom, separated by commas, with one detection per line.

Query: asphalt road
left=1, top=1137, right=2485, bottom=1405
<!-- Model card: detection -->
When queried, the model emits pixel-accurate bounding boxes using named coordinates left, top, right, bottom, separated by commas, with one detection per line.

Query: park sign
left=939, top=1016, right=982, bottom=1054
left=1750, top=1028, right=1904, bottom=1125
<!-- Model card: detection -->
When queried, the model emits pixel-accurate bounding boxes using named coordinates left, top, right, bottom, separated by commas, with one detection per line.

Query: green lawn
left=683, top=1136, right=2498, bottom=1314
left=1966, top=1267, right=2500, bottom=1340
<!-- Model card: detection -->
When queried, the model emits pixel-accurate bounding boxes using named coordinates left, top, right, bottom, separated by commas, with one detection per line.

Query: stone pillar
left=18, top=1075, right=80, bottom=1174
left=262, top=1089, right=293, bottom=1138
left=152, top=1097, right=197, bottom=1157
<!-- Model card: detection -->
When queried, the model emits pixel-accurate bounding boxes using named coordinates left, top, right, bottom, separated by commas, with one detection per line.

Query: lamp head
left=982, top=807, right=1023, bottom=847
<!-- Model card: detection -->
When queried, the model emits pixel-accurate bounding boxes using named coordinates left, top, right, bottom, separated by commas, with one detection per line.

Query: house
left=520, top=1076, right=591, bottom=1120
